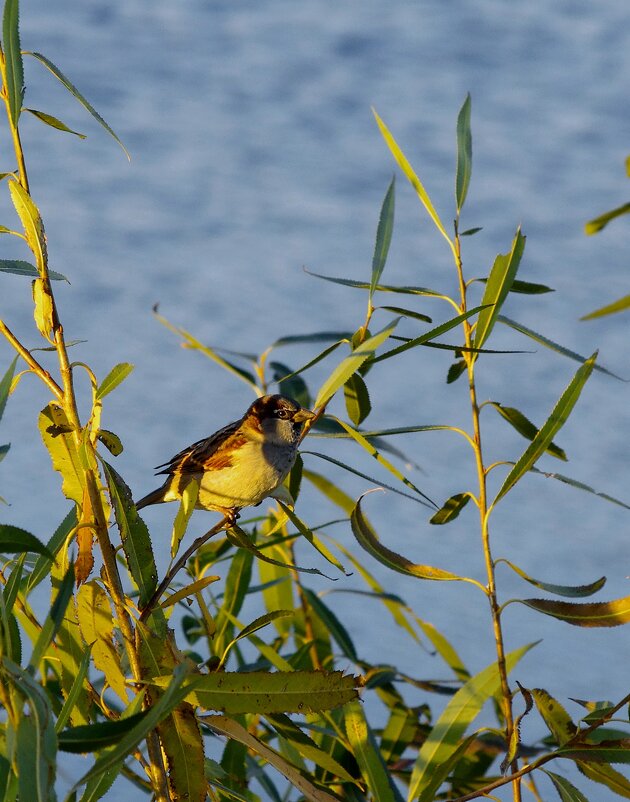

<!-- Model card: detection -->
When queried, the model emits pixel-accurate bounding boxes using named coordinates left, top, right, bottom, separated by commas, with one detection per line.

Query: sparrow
left=135, top=394, right=314, bottom=520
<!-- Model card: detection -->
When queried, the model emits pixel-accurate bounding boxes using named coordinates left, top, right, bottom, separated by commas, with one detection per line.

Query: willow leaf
left=430, top=492, right=472, bottom=525
left=2, top=0, right=24, bottom=126
left=372, top=108, right=453, bottom=250
left=494, top=354, right=596, bottom=504
left=95, top=362, right=134, bottom=400
left=0, top=525, right=53, bottom=558
left=519, top=595, right=630, bottom=627
left=529, top=467, right=630, bottom=510
left=488, top=401, right=567, bottom=460
left=455, top=93, right=472, bottom=213
left=345, top=699, right=397, bottom=802
left=370, top=176, right=395, bottom=298
left=580, top=294, right=630, bottom=321
left=497, top=559, right=605, bottom=598
left=24, top=108, right=86, bottom=138
left=0, top=259, right=67, bottom=279
left=304, top=268, right=446, bottom=298
left=351, top=494, right=466, bottom=582
left=543, top=770, right=590, bottom=802
left=9, top=180, right=47, bottom=273
left=585, top=202, right=630, bottom=235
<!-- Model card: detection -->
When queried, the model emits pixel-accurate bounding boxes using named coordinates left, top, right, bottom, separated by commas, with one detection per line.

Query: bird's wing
left=155, top=419, right=243, bottom=476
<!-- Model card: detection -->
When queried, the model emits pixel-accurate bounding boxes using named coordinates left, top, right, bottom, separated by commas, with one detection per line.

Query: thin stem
left=0, top=318, right=63, bottom=399
left=453, top=220, right=520, bottom=802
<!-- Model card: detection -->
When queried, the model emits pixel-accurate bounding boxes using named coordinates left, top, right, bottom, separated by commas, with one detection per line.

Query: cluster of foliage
left=1, top=2, right=629, bottom=801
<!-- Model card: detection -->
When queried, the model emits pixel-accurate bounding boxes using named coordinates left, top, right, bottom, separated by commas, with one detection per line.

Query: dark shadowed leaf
left=0, top=258, right=68, bottom=281
left=2, top=0, right=24, bottom=126
left=344, top=372, right=371, bottom=426
left=303, top=588, right=358, bottom=662
left=0, top=357, right=18, bottom=423
left=377, top=304, right=432, bottom=323
left=29, top=563, right=75, bottom=670
left=370, top=176, right=395, bottom=298
left=0, top=525, right=53, bottom=559
left=430, top=493, right=472, bottom=525
left=24, top=108, right=86, bottom=138
left=455, top=93, right=472, bottom=213
left=488, top=401, right=567, bottom=460
left=305, top=268, right=446, bottom=298
left=497, top=559, right=606, bottom=598
left=59, top=713, right=148, bottom=753
left=543, top=769, right=590, bottom=802
left=529, top=467, right=630, bottom=510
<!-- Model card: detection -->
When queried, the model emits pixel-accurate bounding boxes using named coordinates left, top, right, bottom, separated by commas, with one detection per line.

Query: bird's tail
left=135, top=487, right=166, bottom=510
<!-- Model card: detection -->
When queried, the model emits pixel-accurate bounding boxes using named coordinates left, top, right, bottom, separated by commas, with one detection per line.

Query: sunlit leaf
left=497, top=559, right=605, bottom=598
left=408, top=643, right=535, bottom=802
left=351, top=494, right=467, bottom=582
left=488, top=401, right=567, bottom=460
left=24, top=108, right=86, bottom=138
left=29, top=563, right=75, bottom=671
left=9, top=180, right=48, bottom=274
left=170, top=478, right=198, bottom=558
left=96, top=428, right=123, bottom=456
left=160, top=575, right=220, bottom=610
left=494, top=354, right=596, bottom=503
left=370, top=176, right=395, bottom=299
left=473, top=229, right=525, bottom=353
left=55, top=646, right=91, bottom=733
left=455, top=93, right=472, bottom=213
left=577, top=761, right=630, bottom=798
left=585, top=202, right=630, bottom=235
left=313, top=318, right=399, bottom=408
left=95, top=363, right=134, bottom=400
left=531, top=688, right=577, bottom=745
left=581, top=294, right=630, bottom=321
left=430, top=492, right=472, bottom=524
left=2, top=0, right=24, bottom=126
left=372, top=108, right=453, bottom=251
left=519, top=595, right=630, bottom=627
left=26, top=507, right=76, bottom=594
left=345, top=699, right=397, bottom=802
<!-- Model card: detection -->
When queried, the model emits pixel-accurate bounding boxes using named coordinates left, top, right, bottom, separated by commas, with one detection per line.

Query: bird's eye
left=275, top=408, right=291, bottom=419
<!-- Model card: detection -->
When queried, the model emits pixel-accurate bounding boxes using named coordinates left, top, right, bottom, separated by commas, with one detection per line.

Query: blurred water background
left=1, top=0, right=629, bottom=798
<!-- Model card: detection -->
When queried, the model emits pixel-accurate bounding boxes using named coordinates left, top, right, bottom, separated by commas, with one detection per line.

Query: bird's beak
left=293, top=407, right=315, bottom=423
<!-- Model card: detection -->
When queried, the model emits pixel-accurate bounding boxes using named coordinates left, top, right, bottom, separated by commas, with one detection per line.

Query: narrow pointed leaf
left=430, top=492, right=471, bottom=524
left=59, top=713, right=148, bottom=753
left=55, top=646, right=92, bottom=733
left=455, top=94, right=472, bottom=212
left=372, top=108, right=453, bottom=249
left=27, top=507, right=76, bottom=594
left=314, top=318, right=399, bottom=408
left=0, top=356, right=17, bottom=424
left=488, top=401, right=567, bottom=460
left=577, top=761, right=630, bottom=798
left=344, top=372, right=371, bottom=426
left=0, top=258, right=67, bottom=280
left=345, top=699, right=397, bottom=802
left=103, top=461, right=157, bottom=608
left=585, top=202, right=630, bottom=235
left=95, top=363, right=134, bottom=400
left=9, top=180, right=48, bottom=273
left=370, top=177, right=395, bottom=297
left=543, top=770, right=590, bottom=802
left=498, top=559, right=605, bottom=598
left=158, top=703, right=205, bottom=802
left=29, top=563, right=75, bottom=671
left=581, top=294, right=630, bottom=321
left=478, top=277, right=554, bottom=295
left=498, top=315, right=625, bottom=380
left=277, top=501, right=348, bottom=574
left=272, top=330, right=354, bottom=347
left=351, top=494, right=466, bottom=582
left=305, top=268, right=446, bottom=298
left=529, top=467, right=630, bottom=509
left=160, top=575, right=220, bottom=610
left=370, top=305, right=489, bottom=364
left=205, top=715, right=342, bottom=802
left=494, top=354, right=596, bottom=503
left=408, top=643, right=535, bottom=802
left=170, top=478, right=198, bottom=558
left=227, top=525, right=334, bottom=579
left=519, top=595, right=630, bottom=627
left=26, top=51, right=129, bottom=159
left=302, top=588, right=358, bottom=662
left=377, top=304, right=432, bottom=322
left=557, top=741, right=630, bottom=764
left=0, top=524, right=53, bottom=558
left=474, top=229, right=525, bottom=352
left=2, top=0, right=24, bottom=126
left=24, top=108, right=86, bottom=138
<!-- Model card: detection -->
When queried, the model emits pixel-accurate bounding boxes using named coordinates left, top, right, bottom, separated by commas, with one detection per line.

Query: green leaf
left=497, top=559, right=606, bottom=598
left=3, top=658, right=57, bottom=802
left=103, top=461, right=157, bottom=609
left=580, top=294, right=630, bottom=321
left=473, top=228, right=525, bottom=353
left=313, top=318, right=399, bottom=408
left=0, top=356, right=17, bottom=424
left=577, top=761, right=630, bottom=798
left=447, top=359, right=467, bottom=384
left=29, top=563, right=75, bottom=671
left=370, top=176, right=395, bottom=299
left=24, top=108, right=86, bottom=138
left=585, top=202, right=630, bottom=235
left=277, top=501, right=348, bottom=574
left=305, top=268, right=446, bottom=298
left=0, top=524, right=54, bottom=559
left=344, top=371, right=371, bottom=426
left=95, top=429, right=123, bottom=456
left=345, top=699, right=397, bottom=802
left=55, top=646, right=92, bottom=733
left=0, top=259, right=67, bottom=279
left=350, top=494, right=468, bottom=582
left=430, top=493, right=471, bottom=524
left=494, top=353, right=596, bottom=504
left=27, top=507, right=76, bottom=594
left=518, top=595, right=630, bottom=627
left=95, top=363, right=134, bottom=400
left=372, top=107, right=453, bottom=251
left=498, top=316, right=625, bottom=380
left=408, top=643, right=535, bottom=802
left=531, top=688, right=578, bottom=745
left=377, top=304, right=432, bottom=323
left=478, top=277, right=554, bottom=295
left=455, top=93, right=472, bottom=213
left=543, top=770, right=590, bottom=802
left=2, top=0, right=24, bottom=126
left=153, top=670, right=359, bottom=715
left=26, top=51, right=130, bottom=159
left=370, top=305, right=489, bottom=365
left=269, top=360, right=310, bottom=409
left=487, top=401, right=567, bottom=460
left=302, top=588, right=358, bottom=662
left=170, top=478, right=198, bottom=559
left=556, top=741, right=630, bottom=764
left=39, top=403, right=84, bottom=505
left=213, top=547, right=254, bottom=657
left=58, top=713, right=148, bottom=753
left=9, top=180, right=48, bottom=274
left=528, top=467, right=630, bottom=510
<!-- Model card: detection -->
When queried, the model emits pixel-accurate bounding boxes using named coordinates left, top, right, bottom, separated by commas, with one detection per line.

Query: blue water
left=2, top=0, right=630, bottom=798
